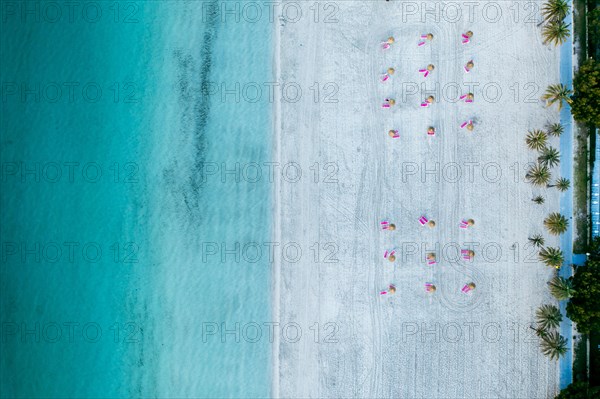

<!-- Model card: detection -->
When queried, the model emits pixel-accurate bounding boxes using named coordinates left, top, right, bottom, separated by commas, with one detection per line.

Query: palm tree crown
left=540, top=331, right=568, bottom=360
left=548, top=276, right=575, bottom=300
left=539, top=247, right=564, bottom=268
left=542, top=84, right=573, bottom=110
left=539, top=146, right=560, bottom=168
left=536, top=304, right=563, bottom=330
left=542, top=0, right=570, bottom=23
left=544, top=212, right=569, bottom=235
left=529, top=234, right=545, bottom=248
left=526, top=130, right=548, bottom=151
left=551, top=177, right=571, bottom=192
left=533, top=196, right=545, bottom=204
left=542, top=21, right=571, bottom=46
left=526, top=164, right=552, bottom=186
left=547, top=123, right=564, bottom=137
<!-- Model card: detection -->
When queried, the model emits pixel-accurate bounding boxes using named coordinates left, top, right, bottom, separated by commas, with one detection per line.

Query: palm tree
left=526, top=164, right=551, bottom=186
left=542, top=21, right=571, bottom=46
left=540, top=331, right=568, bottom=360
left=538, top=146, right=560, bottom=168
left=542, top=0, right=569, bottom=21
left=541, top=84, right=573, bottom=110
left=542, top=0, right=570, bottom=22
left=547, top=123, right=564, bottom=137
left=532, top=196, right=545, bottom=204
left=548, top=276, right=575, bottom=300
left=529, top=234, right=545, bottom=248
left=539, top=247, right=564, bottom=268
left=536, top=304, right=563, bottom=330
left=526, top=130, right=548, bottom=151
left=548, top=177, right=570, bottom=192
left=544, top=212, right=569, bottom=235
left=531, top=325, right=549, bottom=338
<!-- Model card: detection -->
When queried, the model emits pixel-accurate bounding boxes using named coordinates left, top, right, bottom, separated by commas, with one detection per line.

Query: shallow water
left=1, top=2, right=273, bottom=397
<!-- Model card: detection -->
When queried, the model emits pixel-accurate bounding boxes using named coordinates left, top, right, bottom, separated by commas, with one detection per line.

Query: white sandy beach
left=273, top=1, right=563, bottom=398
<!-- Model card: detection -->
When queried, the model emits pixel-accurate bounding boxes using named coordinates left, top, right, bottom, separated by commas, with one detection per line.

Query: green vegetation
left=571, top=59, right=600, bottom=126
left=548, top=275, right=575, bottom=299
left=572, top=334, right=588, bottom=386
left=572, top=127, right=589, bottom=253
left=571, top=1, right=595, bottom=253
left=529, top=234, right=546, bottom=247
left=536, top=304, right=563, bottom=330
left=566, top=260, right=600, bottom=334
left=589, top=7, right=600, bottom=58
left=543, top=21, right=572, bottom=46
left=589, top=236, right=600, bottom=258
left=544, top=212, right=570, bottom=235
left=539, top=146, right=561, bottom=168
left=573, top=0, right=588, bottom=62
left=590, top=330, right=600, bottom=386
left=543, top=0, right=570, bottom=22
left=541, top=0, right=572, bottom=46
left=533, top=195, right=546, bottom=204
left=540, top=330, right=569, bottom=360
left=540, top=247, right=565, bottom=268
left=527, top=164, right=552, bottom=186
left=549, top=177, right=571, bottom=191
left=526, top=129, right=549, bottom=150
left=548, top=123, right=565, bottom=137
left=543, top=84, right=573, bottom=110
left=555, top=382, right=600, bottom=398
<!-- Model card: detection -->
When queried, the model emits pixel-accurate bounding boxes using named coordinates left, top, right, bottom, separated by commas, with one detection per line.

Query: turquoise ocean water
left=1, top=2, right=272, bottom=397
